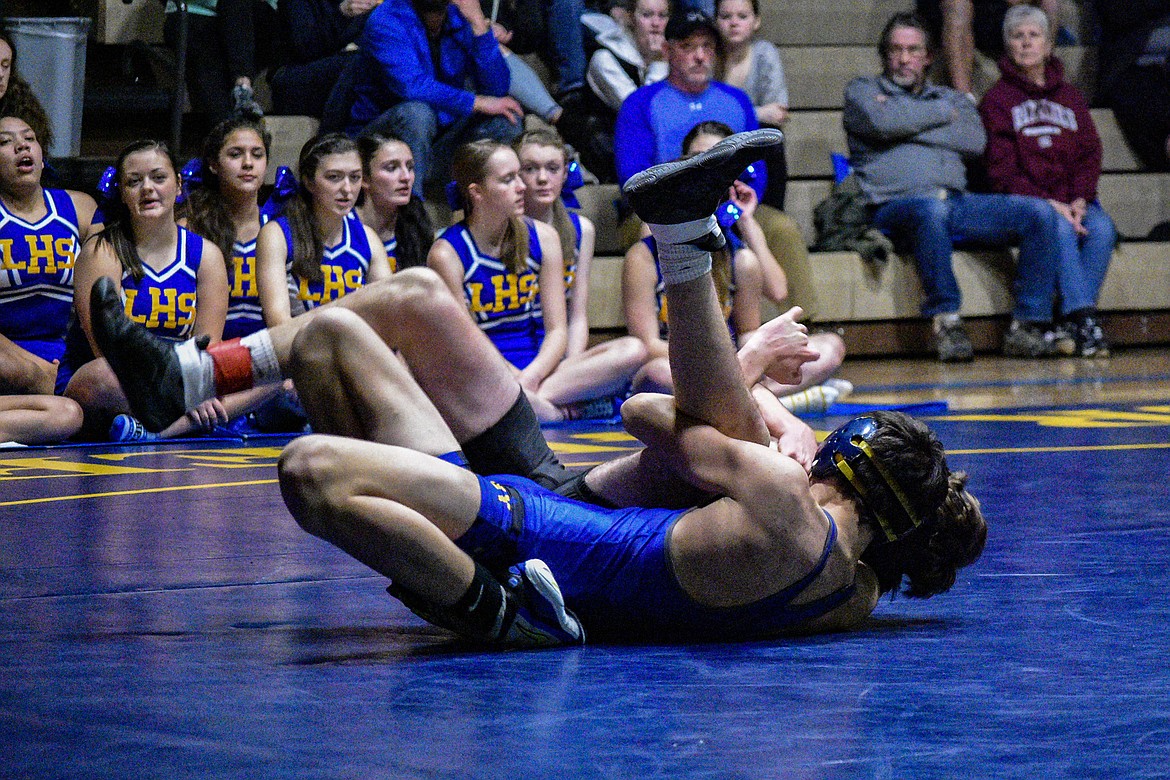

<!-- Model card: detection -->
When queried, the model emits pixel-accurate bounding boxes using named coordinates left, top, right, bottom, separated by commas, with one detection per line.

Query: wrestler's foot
left=504, top=559, right=585, bottom=647
left=90, top=276, right=187, bottom=432
left=623, top=128, right=783, bottom=249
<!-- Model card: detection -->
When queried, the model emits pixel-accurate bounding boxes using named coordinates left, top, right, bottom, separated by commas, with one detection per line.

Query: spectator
left=1094, top=1, right=1170, bottom=172
left=427, top=139, right=570, bottom=414
left=843, top=12, right=1063, bottom=361
left=570, top=0, right=669, bottom=181
left=269, top=0, right=375, bottom=127
left=980, top=5, right=1115, bottom=358
left=346, top=0, right=523, bottom=194
left=615, top=10, right=820, bottom=319
left=514, top=128, right=648, bottom=421
left=355, top=132, right=436, bottom=272
left=0, top=30, right=51, bottom=154
left=479, top=0, right=589, bottom=105
left=255, top=133, right=392, bottom=326
left=0, top=114, right=95, bottom=444
left=164, top=0, right=277, bottom=134
left=67, top=140, right=229, bottom=440
left=915, top=0, right=1063, bottom=97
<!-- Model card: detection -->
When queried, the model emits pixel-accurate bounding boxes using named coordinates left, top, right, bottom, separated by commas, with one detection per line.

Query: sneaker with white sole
left=503, top=559, right=585, bottom=647
left=109, top=414, right=160, bottom=443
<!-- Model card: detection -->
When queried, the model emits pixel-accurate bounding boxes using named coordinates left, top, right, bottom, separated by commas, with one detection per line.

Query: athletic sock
left=645, top=216, right=717, bottom=285
left=241, top=330, right=281, bottom=386
left=175, top=338, right=217, bottom=410
left=451, top=561, right=511, bottom=640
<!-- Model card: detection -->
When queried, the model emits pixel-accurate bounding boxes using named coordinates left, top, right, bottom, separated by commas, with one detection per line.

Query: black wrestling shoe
left=622, top=128, right=783, bottom=228
left=90, top=276, right=188, bottom=432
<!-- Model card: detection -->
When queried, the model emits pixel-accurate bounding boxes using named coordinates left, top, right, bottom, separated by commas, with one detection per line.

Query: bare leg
left=941, top=0, right=975, bottom=95
left=280, top=435, right=480, bottom=604
left=0, top=395, right=84, bottom=444
left=535, top=336, right=648, bottom=408
left=0, top=334, right=59, bottom=396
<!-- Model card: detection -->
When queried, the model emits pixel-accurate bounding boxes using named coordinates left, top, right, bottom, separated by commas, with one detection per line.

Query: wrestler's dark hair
left=287, top=132, right=360, bottom=284
left=878, top=11, right=936, bottom=61
left=452, top=139, right=530, bottom=276
left=97, top=139, right=179, bottom=284
left=183, top=116, right=271, bottom=272
left=0, top=29, right=52, bottom=154
left=843, top=411, right=986, bottom=598
left=356, top=132, right=434, bottom=270
left=513, top=127, right=578, bottom=272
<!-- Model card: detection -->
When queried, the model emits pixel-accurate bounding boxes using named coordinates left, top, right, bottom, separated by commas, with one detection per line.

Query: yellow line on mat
left=0, top=478, right=280, bottom=507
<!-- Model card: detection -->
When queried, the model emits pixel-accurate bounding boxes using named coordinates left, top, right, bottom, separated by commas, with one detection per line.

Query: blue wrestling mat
left=3, top=390, right=1170, bottom=777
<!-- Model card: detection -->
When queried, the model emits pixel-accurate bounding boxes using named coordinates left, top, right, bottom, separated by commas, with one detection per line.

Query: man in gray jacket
left=843, top=11, right=1062, bottom=361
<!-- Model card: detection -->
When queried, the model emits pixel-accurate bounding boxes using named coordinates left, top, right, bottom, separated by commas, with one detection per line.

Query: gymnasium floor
left=3, top=350, right=1169, bottom=779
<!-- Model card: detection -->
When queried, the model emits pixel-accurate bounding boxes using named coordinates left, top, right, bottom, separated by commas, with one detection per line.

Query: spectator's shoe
left=503, top=559, right=585, bottom=648
left=90, top=276, right=187, bottom=432
left=231, top=84, right=264, bottom=120
left=109, top=414, right=160, bottom=443
left=1076, top=315, right=1111, bottom=358
left=935, top=321, right=975, bottom=362
left=1002, top=319, right=1053, bottom=358
left=560, top=395, right=620, bottom=422
left=623, top=128, right=784, bottom=248
left=1046, top=322, right=1078, bottom=357
left=779, top=383, right=841, bottom=416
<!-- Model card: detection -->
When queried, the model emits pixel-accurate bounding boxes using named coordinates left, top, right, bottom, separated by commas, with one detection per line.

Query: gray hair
left=1003, top=4, right=1051, bottom=45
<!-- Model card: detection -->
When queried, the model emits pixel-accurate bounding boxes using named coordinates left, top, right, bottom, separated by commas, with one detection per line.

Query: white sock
left=176, top=338, right=216, bottom=410
left=241, top=330, right=282, bottom=386
left=646, top=216, right=717, bottom=285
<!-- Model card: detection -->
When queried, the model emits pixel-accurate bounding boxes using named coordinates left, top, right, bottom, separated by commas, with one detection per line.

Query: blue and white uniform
left=460, top=474, right=856, bottom=641
left=643, top=235, right=740, bottom=342
left=221, top=214, right=270, bottom=341
left=439, top=219, right=544, bottom=368
left=120, top=225, right=205, bottom=342
left=383, top=235, right=398, bottom=274
left=0, top=188, right=82, bottom=393
left=533, top=210, right=580, bottom=341
left=279, top=210, right=374, bottom=316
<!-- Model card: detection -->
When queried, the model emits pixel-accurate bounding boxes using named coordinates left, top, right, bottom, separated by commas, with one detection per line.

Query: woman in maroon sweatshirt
left=979, top=4, right=1116, bottom=358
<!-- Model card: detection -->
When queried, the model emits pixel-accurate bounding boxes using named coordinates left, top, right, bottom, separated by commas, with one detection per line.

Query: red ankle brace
left=206, top=338, right=253, bottom=395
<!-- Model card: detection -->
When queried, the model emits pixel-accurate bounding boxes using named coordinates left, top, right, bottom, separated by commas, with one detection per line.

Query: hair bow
left=260, top=166, right=298, bottom=221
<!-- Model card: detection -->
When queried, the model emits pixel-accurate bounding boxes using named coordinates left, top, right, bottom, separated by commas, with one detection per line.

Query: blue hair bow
left=177, top=157, right=204, bottom=205
left=561, top=158, right=585, bottom=209
left=445, top=180, right=464, bottom=212
left=260, top=166, right=297, bottom=221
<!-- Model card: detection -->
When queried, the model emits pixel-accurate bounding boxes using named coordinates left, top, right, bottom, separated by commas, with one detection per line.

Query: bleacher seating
left=191, top=0, right=1170, bottom=355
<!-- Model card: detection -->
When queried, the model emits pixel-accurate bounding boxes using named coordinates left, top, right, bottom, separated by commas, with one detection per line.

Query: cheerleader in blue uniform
left=0, top=115, right=97, bottom=444
left=355, top=133, right=435, bottom=274
left=427, top=139, right=569, bottom=412
left=255, top=133, right=391, bottom=327
left=514, top=128, right=648, bottom=421
left=67, top=139, right=229, bottom=439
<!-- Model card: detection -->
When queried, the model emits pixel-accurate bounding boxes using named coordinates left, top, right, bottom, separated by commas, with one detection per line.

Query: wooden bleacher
left=258, top=0, right=1169, bottom=356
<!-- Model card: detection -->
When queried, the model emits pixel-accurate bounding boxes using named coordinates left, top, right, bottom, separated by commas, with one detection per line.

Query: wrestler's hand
left=753, top=385, right=817, bottom=471
left=737, top=306, right=816, bottom=386
left=185, top=398, right=229, bottom=431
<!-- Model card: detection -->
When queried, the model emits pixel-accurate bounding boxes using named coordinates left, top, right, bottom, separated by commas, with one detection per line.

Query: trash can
left=6, top=17, right=92, bottom=159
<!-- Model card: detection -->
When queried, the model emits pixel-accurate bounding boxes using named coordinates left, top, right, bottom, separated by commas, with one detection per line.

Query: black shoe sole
left=622, top=128, right=783, bottom=226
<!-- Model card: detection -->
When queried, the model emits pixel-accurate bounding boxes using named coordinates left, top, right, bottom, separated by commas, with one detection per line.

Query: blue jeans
left=872, top=192, right=1061, bottom=322
left=362, top=101, right=522, bottom=193
left=1053, top=202, right=1117, bottom=316
left=506, top=52, right=560, bottom=121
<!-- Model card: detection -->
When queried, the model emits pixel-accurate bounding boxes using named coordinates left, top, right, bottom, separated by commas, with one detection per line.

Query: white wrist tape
left=647, top=215, right=718, bottom=285
left=176, top=338, right=215, bottom=411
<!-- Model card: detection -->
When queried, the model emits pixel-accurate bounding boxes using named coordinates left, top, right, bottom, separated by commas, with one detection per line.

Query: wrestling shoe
left=90, top=276, right=188, bottom=432
left=622, top=128, right=783, bottom=249
left=109, top=414, right=160, bottom=443
left=503, top=559, right=585, bottom=647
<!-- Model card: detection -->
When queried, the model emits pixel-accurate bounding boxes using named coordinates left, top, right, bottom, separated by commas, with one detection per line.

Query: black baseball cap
left=665, top=10, right=719, bottom=42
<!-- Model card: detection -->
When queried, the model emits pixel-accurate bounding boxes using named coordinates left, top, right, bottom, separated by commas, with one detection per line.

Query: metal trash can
left=6, top=17, right=92, bottom=158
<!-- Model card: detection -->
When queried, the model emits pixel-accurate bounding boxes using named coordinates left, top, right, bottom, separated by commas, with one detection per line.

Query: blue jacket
left=349, top=0, right=510, bottom=129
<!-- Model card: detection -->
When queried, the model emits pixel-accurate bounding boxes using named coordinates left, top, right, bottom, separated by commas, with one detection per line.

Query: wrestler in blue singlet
left=221, top=214, right=270, bottom=341
left=0, top=188, right=83, bottom=393
left=120, top=225, right=205, bottom=342
left=279, top=210, right=374, bottom=316
left=438, top=219, right=545, bottom=368
left=458, top=473, right=856, bottom=641
left=643, top=235, right=740, bottom=342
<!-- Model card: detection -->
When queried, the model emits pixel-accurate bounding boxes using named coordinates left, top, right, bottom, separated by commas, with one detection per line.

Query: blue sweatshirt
left=349, top=0, right=511, bottom=129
